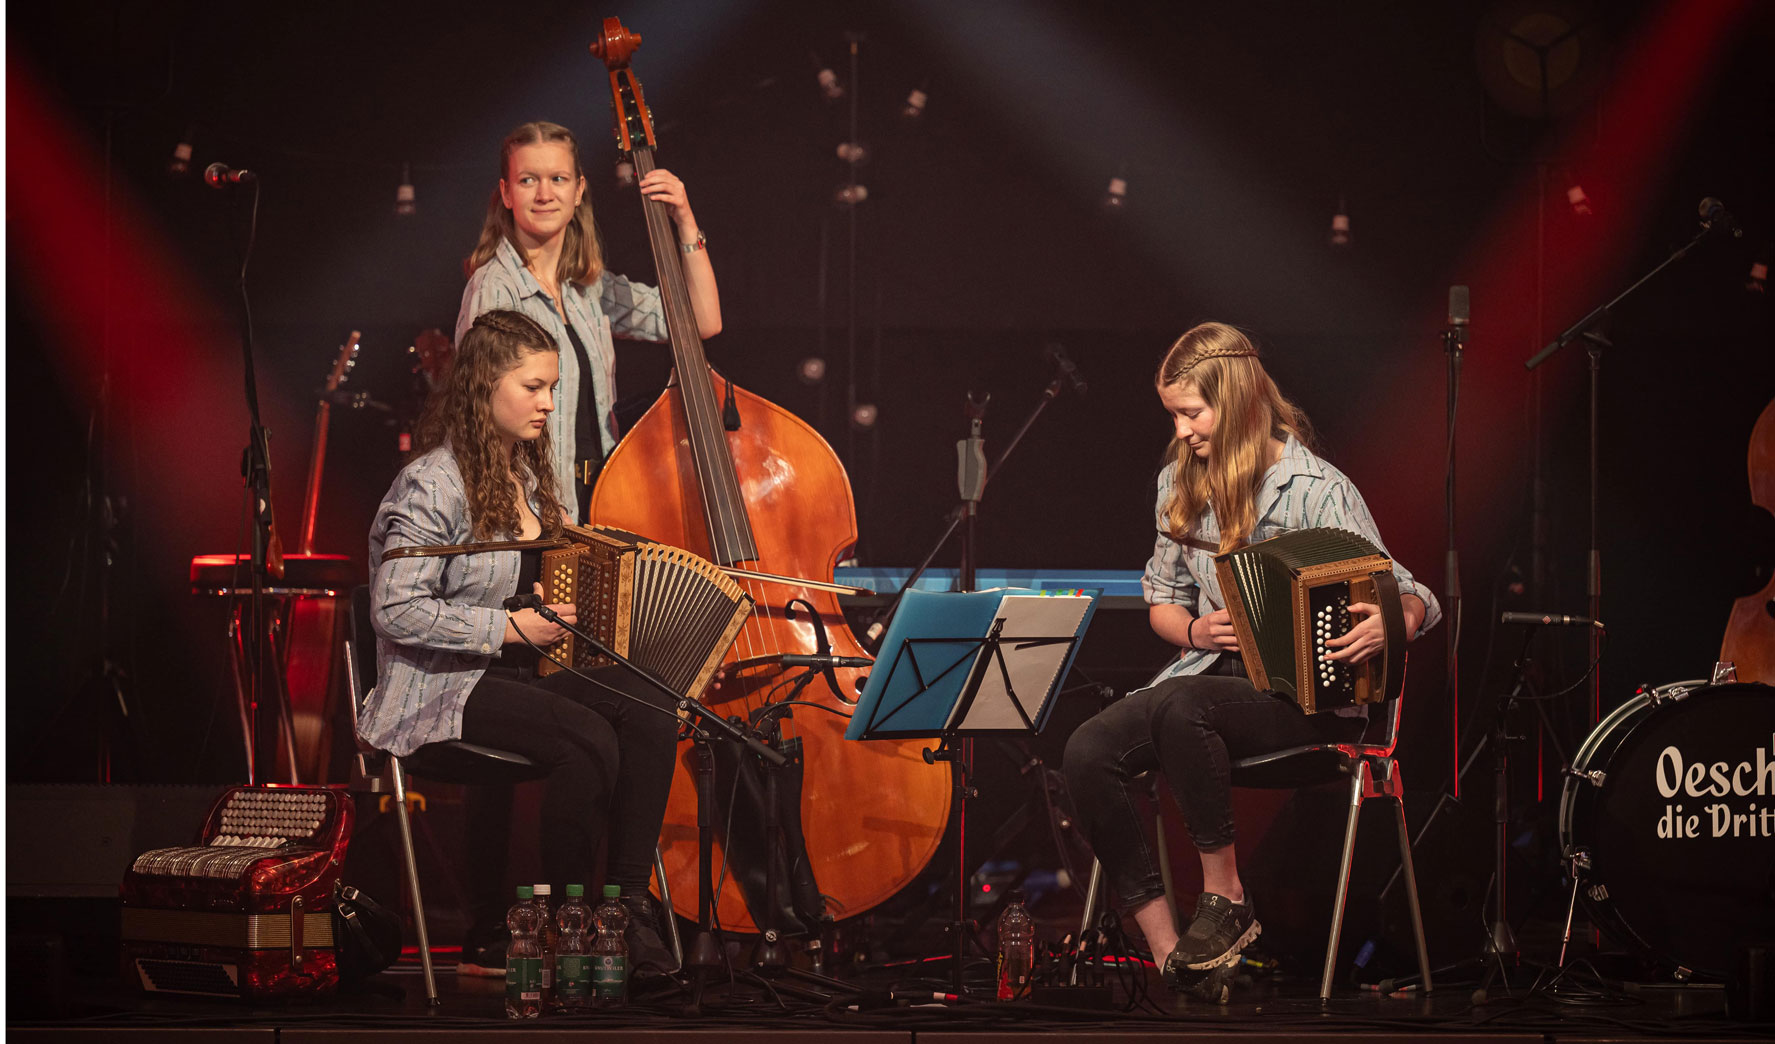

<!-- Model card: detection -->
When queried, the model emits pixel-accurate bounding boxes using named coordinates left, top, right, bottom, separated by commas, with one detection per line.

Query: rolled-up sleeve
left=1141, top=470, right=1200, bottom=611
left=1307, top=477, right=1442, bottom=638
left=599, top=270, right=668, bottom=342
left=371, top=470, right=507, bottom=656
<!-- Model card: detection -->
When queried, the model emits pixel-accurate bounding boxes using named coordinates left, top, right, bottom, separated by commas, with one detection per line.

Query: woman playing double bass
left=451, top=119, right=720, bottom=978
left=457, top=119, right=722, bottom=519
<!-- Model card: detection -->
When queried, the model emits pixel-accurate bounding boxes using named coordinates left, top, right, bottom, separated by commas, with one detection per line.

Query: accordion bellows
left=1213, top=527, right=1407, bottom=713
left=540, top=524, right=753, bottom=700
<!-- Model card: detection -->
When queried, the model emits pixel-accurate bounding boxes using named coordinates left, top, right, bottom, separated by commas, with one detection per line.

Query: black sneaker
left=621, top=893, right=681, bottom=982
left=1162, top=892, right=1259, bottom=986
left=457, top=927, right=509, bottom=978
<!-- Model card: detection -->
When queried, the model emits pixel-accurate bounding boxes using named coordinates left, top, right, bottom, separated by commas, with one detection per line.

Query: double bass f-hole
left=785, top=597, right=855, bottom=706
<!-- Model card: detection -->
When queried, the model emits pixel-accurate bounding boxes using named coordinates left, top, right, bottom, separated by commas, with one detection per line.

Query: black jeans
left=1062, top=671, right=1365, bottom=909
left=457, top=663, right=677, bottom=939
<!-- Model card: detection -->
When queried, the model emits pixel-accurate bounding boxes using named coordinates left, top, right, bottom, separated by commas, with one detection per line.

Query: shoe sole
left=1184, top=918, right=1261, bottom=972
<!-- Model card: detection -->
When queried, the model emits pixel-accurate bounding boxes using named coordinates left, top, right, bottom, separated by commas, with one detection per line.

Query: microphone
left=1500, top=610, right=1603, bottom=629
left=1045, top=343, right=1088, bottom=396
left=1446, top=284, right=1470, bottom=346
left=502, top=593, right=542, bottom=612
left=204, top=162, right=257, bottom=188
left=777, top=653, right=874, bottom=669
left=1699, top=197, right=1742, bottom=237
left=1447, top=285, right=1470, bottom=327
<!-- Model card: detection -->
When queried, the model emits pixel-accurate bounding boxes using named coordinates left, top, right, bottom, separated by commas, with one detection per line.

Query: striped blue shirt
left=1142, top=436, right=1440, bottom=692
left=358, top=445, right=540, bottom=756
left=456, top=237, right=668, bottom=518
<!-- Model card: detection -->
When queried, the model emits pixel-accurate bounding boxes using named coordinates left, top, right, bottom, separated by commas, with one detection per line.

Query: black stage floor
left=8, top=945, right=1768, bottom=1042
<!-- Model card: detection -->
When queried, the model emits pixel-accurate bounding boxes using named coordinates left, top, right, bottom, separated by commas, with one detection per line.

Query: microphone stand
left=1443, top=316, right=1465, bottom=798
left=869, top=358, right=1081, bottom=642
left=522, top=603, right=782, bottom=1014
left=1525, top=220, right=1716, bottom=729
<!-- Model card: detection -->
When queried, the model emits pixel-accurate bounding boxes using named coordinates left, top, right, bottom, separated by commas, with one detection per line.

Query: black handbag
left=331, top=883, right=404, bottom=981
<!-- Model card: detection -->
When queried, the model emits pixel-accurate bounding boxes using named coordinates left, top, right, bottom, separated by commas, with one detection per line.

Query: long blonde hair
left=412, top=310, right=567, bottom=542
left=463, top=121, right=604, bottom=288
left=1157, top=323, right=1314, bottom=552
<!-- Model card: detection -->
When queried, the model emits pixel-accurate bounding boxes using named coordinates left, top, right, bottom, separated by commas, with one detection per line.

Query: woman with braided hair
left=360, top=309, right=680, bottom=981
left=1062, top=321, right=1440, bottom=989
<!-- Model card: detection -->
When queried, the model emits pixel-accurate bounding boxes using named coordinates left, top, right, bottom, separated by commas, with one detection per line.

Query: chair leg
left=1392, top=796, right=1434, bottom=994
left=390, top=758, right=438, bottom=1006
left=1320, top=764, right=1368, bottom=1001
left=1073, top=859, right=1102, bottom=985
left=654, top=845, right=682, bottom=965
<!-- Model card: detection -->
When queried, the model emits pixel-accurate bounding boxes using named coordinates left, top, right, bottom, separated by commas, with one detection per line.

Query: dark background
left=7, top=0, right=1772, bottom=938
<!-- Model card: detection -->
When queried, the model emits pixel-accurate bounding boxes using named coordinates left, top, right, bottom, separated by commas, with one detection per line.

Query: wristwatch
left=680, top=229, right=708, bottom=254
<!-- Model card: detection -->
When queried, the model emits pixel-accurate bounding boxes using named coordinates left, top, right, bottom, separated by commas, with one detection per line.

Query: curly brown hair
left=413, top=309, right=567, bottom=542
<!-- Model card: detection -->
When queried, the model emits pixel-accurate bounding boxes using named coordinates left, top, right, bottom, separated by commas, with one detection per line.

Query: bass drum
left=1558, top=680, right=1775, bottom=979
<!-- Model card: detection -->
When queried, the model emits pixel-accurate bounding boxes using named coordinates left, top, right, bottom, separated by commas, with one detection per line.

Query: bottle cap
left=516, top=885, right=534, bottom=899
left=602, top=884, right=622, bottom=898
left=533, top=883, right=552, bottom=897
left=565, top=884, right=585, bottom=897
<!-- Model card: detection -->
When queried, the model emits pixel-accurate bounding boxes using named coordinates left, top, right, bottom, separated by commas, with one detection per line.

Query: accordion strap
left=1373, top=570, right=1408, bottom=703
left=1182, top=536, right=1220, bottom=555
left=383, top=537, right=571, bottom=561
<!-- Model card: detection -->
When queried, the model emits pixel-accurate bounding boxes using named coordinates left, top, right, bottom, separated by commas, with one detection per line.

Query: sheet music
left=947, top=594, right=1094, bottom=731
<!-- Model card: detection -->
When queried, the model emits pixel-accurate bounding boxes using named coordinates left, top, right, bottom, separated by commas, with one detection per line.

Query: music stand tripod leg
left=686, top=734, right=722, bottom=1014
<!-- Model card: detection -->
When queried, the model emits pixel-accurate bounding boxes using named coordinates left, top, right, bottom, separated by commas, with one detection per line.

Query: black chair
left=344, top=584, right=680, bottom=1004
left=1074, top=682, right=1433, bottom=1000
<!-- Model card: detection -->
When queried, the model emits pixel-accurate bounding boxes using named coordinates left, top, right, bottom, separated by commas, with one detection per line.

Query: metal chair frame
left=344, top=584, right=679, bottom=1005
left=1075, top=692, right=1434, bottom=1000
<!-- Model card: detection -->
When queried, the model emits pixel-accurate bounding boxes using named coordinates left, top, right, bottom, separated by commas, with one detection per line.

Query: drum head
left=1574, top=682, right=1775, bottom=978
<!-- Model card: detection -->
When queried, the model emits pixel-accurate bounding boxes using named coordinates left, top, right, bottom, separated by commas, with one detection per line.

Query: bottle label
left=506, top=957, right=543, bottom=1003
left=557, top=955, right=591, bottom=1000
left=592, top=954, right=627, bottom=998
left=541, top=957, right=553, bottom=990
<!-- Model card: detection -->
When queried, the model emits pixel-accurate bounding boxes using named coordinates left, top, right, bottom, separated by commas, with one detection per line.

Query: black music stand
left=849, top=587, right=1097, bottom=996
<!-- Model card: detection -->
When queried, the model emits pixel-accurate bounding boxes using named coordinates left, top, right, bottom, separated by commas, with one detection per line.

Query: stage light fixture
left=1566, top=182, right=1593, bottom=216
left=836, top=142, right=869, bottom=165
left=901, top=87, right=929, bottom=120
left=850, top=403, right=879, bottom=430
left=1329, top=198, right=1351, bottom=247
left=167, top=127, right=195, bottom=177
left=834, top=183, right=870, bottom=206
left=615, top=159, right=637, bottom=187
left=815, top=60, right=844, bottom=101
left=798, top=357, right=827, bottom=384
left=1102, top=175, right=1128, bottom=212
left=394, top=164, right=416, bottom=216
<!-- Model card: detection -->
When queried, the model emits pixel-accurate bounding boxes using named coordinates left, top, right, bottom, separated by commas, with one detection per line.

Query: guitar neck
left=298, top=399, right=330, bottom=556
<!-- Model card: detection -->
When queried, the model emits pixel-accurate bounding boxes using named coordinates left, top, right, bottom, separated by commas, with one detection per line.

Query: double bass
left=585, top=19, right=950, bottom=933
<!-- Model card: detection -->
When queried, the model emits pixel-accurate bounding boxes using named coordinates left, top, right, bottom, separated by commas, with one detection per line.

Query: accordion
left=1213, top=528, right=1407, bottom=713
left=540, top=524, right=753, bottom=700
left=120, top=784, right=353, bottom=999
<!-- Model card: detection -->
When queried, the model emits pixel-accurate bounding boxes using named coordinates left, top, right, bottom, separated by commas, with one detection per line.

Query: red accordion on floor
left=119, top=784, right=354, bottom=999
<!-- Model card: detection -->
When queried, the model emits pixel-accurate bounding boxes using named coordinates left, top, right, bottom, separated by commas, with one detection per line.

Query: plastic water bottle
left=996, top=890, right=1035, bottom=1001
left=554, top=884, right=594, bottom=1012
left=531, top=884, right=556, bottom=1009
left=505, top=885, right=543, bottom=1018
left=590, top=884, right=630, bottom=1007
